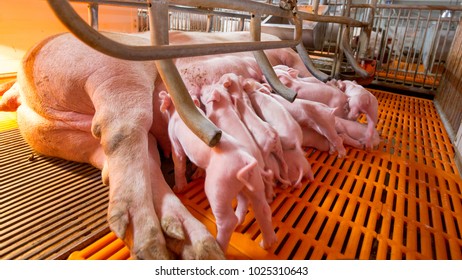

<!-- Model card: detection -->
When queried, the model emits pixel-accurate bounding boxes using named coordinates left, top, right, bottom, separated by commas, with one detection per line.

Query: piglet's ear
left=287, top=68, right=300, bottom=78
left=278, top=75, right=292, bottom=87
left=243, top=79, right=255, bottom=93
left=273, top=64, right=289, bottom=72
left=159, top=91, right=171, bottom=113
left=261, top=82, right=272, bottom=94
left=191, top=96, right=201, bottom=107
left=206, top=89, right=221, bottom=104
left=222, top=75, right=233, bottom=89
left=336, top=80, right=347, bottom=92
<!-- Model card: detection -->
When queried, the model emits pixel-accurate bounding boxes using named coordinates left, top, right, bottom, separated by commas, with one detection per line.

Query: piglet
left=335, top=117, right=381, bottom=150
left=221, top=74, right=290, bottom=186
left=328, top=80, right=379, bottom=151
left=301, top=127, right=331, bottom=151
left=271, top=65, right=349, bottom=118
left=200, top=74, right=275, bottom=202
left=245, top=80, right=314, bottom=188
left=271, top=93, right=347, bottom=158
left=160, top=91, right=277, bottom=252
left=301, top=117, right=381, bottom=151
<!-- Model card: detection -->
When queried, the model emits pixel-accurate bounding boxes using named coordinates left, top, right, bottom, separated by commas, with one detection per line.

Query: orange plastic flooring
left=23, top=89, right=462, bottom=260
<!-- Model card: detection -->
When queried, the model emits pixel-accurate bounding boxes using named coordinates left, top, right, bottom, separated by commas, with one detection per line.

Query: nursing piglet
left=271, top=94, right=347, bottom=158
left=245, top=80, right=314, bottom=189
left=271, top=65, right=349, bottom=118
left=160, top=91, right=277, bottom=252
left=200, top=74, right=275, bottom=202
left=221, top=74, right=289, bottom=186
left=329, top=80, right=379, bottom=151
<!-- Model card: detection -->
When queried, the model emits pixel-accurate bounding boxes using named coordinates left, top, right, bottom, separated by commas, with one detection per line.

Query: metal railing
left=297, top=1, right=462, bottom=95
left=70, top=1, right=462, bottom=96
left=55, top=0, right=372, bottom=146
left=371, top=3, right=462, bottom=94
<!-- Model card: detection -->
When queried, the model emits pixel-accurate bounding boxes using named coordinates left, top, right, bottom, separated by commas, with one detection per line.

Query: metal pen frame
left=47, top=0, right=371, bottom=146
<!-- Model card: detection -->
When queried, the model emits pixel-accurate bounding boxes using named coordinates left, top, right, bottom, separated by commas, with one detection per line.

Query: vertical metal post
left=333, top=0, right=350, bottom=79
left=238, top=17, right=245, bottom=31
left=206, top=14, right=214, bottom=32
left=88, top=3, right=99, bottom=30
left=147, top=0, right=222, bottom=147
left=313, top=0, right=320, bottom=15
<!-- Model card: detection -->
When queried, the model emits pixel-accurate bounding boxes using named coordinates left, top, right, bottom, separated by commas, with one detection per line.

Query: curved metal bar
left=295, top=42, right=330, bottom=82
left=250, top=13, right=297, bottom=102
left=253, top=50, right=297, bottom=102
left=47, top=0, right=301, bottom=61
left=156, top=59, right=222, bottom=147
left=295, top=42, right=329, bottom=82
left=341, top=27, right=370, bottom=78
left=150, top=0, right=221, bottom=147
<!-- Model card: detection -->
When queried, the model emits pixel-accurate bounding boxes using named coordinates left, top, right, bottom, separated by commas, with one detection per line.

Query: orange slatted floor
left=2, top=89, right=461, bottom=260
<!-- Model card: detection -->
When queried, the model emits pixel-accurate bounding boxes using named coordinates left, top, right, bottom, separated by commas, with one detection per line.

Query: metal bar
left=431, top=14, right=454, bottom=89
left=296, top=41, right=330, bottom=82
left=412, top=11, right=433, bottom=87
left=400, top=9, right=415, bottom=86
left=147, top=0, right=221, bottom=147
left=87, top=3, right=99, bottom=29
left=422, top=14, right=442, bottom=87
left=370, top=80, right=435, bottom=96
left=167, top=5, right=250, bottom=20
left=238, top=17, right=245, bottom=31
left=376, top=4, right=462, bottom=11
left=332, top=1, right=349, bottom=79
left=251, top=12, right=297, bottom=102
left=313, top=0, right=320, bottom=15
left=390, top=8, right=404, bottom=85
left=340, top=27, right=369, bottom=78
left=408, top=11, right=422, bottom=87
left=206, top=14, right=213, bottom=32
left=373, top=14, right=458, bottom=22
left=382, top=6, right=399, bottom=83
left=47, top=0, right=302, bottom=61
left=363, top=0, right=377, bottom=58
left=70, top=0, right=368, bottom=26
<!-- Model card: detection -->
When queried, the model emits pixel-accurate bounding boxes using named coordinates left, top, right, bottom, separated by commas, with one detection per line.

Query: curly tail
left=0, top=81, right=21, bottom=111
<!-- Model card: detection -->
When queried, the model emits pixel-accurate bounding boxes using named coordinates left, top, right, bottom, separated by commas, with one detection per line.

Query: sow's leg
left=16, top=105, right=105, bottom=169
left=89, top=78, right=172, bottom=259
